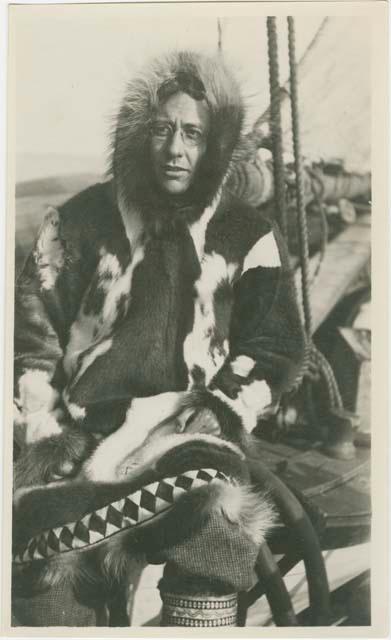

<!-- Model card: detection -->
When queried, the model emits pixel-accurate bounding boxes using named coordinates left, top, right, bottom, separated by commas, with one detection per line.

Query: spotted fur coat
left=13, top=52, right=304, bottom=597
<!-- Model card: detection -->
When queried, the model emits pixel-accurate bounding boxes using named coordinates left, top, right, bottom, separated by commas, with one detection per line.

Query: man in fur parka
left=13, top=51, right=305, bottom=626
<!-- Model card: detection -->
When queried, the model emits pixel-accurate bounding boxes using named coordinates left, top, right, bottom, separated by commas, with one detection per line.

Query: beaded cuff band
left=160, top=592, right=238, bottom=627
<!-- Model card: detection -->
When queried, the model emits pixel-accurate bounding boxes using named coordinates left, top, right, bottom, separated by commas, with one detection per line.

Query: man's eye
left=151, top=124, right=171, bottom=138
left=184, top=127, right=203, bottom=142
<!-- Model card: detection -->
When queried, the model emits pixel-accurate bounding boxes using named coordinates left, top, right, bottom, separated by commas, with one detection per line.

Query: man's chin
left=158, top=178, right=190, bottom=195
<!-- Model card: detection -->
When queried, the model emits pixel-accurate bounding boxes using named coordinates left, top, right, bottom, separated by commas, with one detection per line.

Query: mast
left=217, top=18, right=223, bottom=53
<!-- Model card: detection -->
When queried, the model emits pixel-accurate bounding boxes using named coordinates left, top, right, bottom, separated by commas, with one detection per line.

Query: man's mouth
left=162, top=165, right=189, bottom=177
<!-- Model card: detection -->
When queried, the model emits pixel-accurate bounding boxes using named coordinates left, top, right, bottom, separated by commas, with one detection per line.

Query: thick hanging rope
left=287, top=16, right=343, bottom=410
left=267, top=17, right=288, bottom=240
left=287, top=16, right=313, bottom=337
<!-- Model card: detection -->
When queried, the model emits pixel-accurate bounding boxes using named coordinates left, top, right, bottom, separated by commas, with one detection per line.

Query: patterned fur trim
left=13, top=469, right=230, bottom=564
left=13, top=470, right=275, bottom=594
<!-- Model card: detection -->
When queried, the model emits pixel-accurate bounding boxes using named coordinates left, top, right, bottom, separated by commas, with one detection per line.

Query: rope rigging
left=266, top=17, right=288, bottom=239
left=287, top=16, right=313, bottom=338
left=266, top=16, right=343, bottom=412
left=287, top=16, right=343, bottom=411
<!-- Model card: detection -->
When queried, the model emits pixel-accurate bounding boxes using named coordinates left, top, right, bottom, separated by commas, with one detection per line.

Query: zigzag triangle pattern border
left=13, top=468, right=229, bottom=565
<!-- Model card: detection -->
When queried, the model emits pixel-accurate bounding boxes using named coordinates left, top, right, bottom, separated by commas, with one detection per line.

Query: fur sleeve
left=208, top=226, right=305, bottom=433
left=14, top=205, right=85, bottom=439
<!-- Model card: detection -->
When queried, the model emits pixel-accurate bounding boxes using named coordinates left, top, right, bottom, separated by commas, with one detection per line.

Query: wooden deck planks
left=294, top=215, right=371, bottom=331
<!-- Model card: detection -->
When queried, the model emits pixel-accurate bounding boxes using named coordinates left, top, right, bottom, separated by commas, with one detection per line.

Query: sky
left=10, top=5, right=324, bottom=181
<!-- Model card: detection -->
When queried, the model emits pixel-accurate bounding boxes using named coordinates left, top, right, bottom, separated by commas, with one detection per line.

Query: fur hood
left=111, top=50, right=245, bottom=224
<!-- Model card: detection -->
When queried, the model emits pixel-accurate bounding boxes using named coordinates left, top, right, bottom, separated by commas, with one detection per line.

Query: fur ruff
left=111, top=50, right=246, bottom=227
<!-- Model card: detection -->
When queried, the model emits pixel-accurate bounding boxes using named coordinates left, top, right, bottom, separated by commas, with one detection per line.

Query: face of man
left=150, top=91, right=210, bottom=195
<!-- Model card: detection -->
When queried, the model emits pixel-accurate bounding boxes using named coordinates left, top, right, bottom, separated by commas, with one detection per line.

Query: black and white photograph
left=2, top=1, right=388, bottom=634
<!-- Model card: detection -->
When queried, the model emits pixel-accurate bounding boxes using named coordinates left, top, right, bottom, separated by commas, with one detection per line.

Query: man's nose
left=167, top=129, right=185, bottom=157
